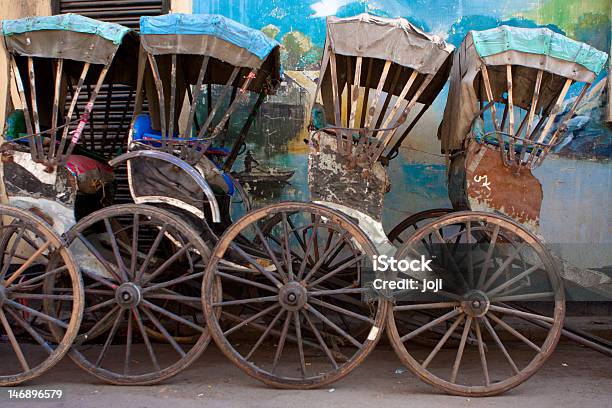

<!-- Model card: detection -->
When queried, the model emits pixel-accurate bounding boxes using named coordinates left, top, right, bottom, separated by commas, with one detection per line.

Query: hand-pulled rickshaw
left=200, top=14, right=455, bottom=389
left=387, top=26, right=608, bottom=396
left=0, top=13, right=137, bottom=385
left=63, top=13, right=281, bottom=385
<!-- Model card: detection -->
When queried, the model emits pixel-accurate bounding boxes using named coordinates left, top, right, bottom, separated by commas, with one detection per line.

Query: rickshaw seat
left=132, top=114, right=235, bottom=195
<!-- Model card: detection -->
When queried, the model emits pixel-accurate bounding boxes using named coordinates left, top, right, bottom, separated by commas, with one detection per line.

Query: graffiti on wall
left=194, top=1, right=611, bottom=247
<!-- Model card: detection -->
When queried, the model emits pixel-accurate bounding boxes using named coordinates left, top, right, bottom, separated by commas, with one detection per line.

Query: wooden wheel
left=202, top=202, right=388, bottom=389
left=387, top=211, right=564, bottom=396
left=65, top=204, right=213, bottom=385
left=387, top=208, right=453, bottom=245
left=0, top=205, right=83, bottom=386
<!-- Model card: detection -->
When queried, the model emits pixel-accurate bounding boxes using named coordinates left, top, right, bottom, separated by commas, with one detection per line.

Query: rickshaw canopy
left=471, top=26, right=608, bottom=77
left=2, top=13, right=130, bottom=65
left=139, top=14, right=280, bottom=71
left=438, top=26, right=609, bottom=153
left=319, top=14, right=454, bottom=112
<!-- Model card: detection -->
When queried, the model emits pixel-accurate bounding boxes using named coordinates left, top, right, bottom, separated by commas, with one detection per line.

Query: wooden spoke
left=304, top=304, right=362, bottom=348
left=94, top=309, right=125, bottom=367
left=245, top=308, right=285, bottom=360
left=302, top=309, right=338, bottom=369
left=5, top=307, right=53, bottom=354
left=6, top=265, right=67, bottom=292
left=136, top=225, right=168, bottom=283
left=5, top=298, right=68, bottom=329
left=309, top=287, right=368, bottom=297
left=130, top=214, right=139, bottom=278
left=253, top=224, right=287, bottom=282
left=482, top=315, right=519, bottom=374
left=474, top=318, right=490, bottom=385
left=223, top=304, right=280, bottom=337
left=297, top=217, right=318, bottom=280
left=4, top=241, right=51, bottom=287
left=141, top=299, right=205, bottom=333
left=213, top=295, right=279, bottom=307
left=84, top=298, right=115, bottom=314
left=492, top=291, right=554, bottom=302
left=141, top=306, right=186, bottom=357
left=132, top=307, right=161, bottom=372
left=104, top=219, right=129, bottom=282
left=294, top=311, right=307, bottom=378
left=0, top=308, right=30, bottom=372
left=476, top=224, right=500, bottom=288
left=450, top=316, right=472, bottom=383
left=399, top=308, right=461, bottom=343
left=309, top=297, right=373, bottom=324
left=141, top=242, right=194, bottom=285
left=302, top=231, right=348, bottom=284
left=142, top=271, right=205, bottom=293
left=308, top=254, right=364, bottom=288
left=215, top=271, right=278, bottom=293
left=271, top=311, right=291, bottom=373
left=421, top=315, right=465, bottom=369
left=124, top=311, right=133, bottom=375
left=281, top=212, right=295, bottom=281
left=488, top=313, right=541, bottom=352
left=488, top=304, right=554, bottom=324
left=77, top=233, right=123, bottom=284
left=394, top=302, right=459, bottom=312
left=77, top=306, right=121, bottom=343
left=481, top=242, right=526, bottom=291
left=229, top=242, right=283, bottom=288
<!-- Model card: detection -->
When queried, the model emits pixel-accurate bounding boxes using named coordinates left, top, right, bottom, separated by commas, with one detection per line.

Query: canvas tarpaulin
left=438, top=26, right=609, bottom=153
left=139, top=14, right=280, bottom=71
left=318, top=13, right=454, bottom=126
left=2, top=14, right=129, bottom=65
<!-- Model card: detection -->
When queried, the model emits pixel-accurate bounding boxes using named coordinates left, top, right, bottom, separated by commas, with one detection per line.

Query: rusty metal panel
left=451, top=142, right=543, bottom=232
left=308, top=132, right=389, bottom=221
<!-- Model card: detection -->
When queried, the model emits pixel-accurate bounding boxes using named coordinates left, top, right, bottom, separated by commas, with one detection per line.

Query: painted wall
left=204, top=1, right=610, bottom=269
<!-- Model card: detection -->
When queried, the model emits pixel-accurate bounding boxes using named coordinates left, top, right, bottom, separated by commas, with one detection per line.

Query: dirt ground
left=1, top=340, right=611, bottom=408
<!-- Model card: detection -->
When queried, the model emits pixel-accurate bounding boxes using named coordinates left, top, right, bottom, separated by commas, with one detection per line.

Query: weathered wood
left=57, top=61, right=90, bottom=159
left=328, top=52, right=345, bottom=153
left=168, top=54, right=177, bottom=145
left=197, top=66, right=240, bottom=141
left=348, top=56, right=362, bottom=129
left=147, top=53, right=167, bottom=149
left=373, top=65, right=403, bottom=132
left=364, top=60, right=392, bottom=129
left=9, top=57, right=36, bottom=158
left=506, top=65, right=515, bottom=162
left=371, top=73, right=433, bottom=161
left=524, top=69, right=543, bottom=140
left=359, top=58, right=374, bottom=128
left=61, top=65, right=110, bottom=163
left=385, top=103, right=430, bottom=160
left=27, top=57, right=43, bottom=160
left=49, top=58, right=63, bottom=159
left=536, top=78, right=572, bottom=144
left=479, top=65, right=499, bottom=132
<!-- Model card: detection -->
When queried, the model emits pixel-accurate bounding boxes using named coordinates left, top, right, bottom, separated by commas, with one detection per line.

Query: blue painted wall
left=194, top=0, right=611, bottom=268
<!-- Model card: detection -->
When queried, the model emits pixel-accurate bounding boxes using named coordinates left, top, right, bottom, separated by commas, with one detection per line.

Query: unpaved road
left=2, top=341, right=611, bottom=408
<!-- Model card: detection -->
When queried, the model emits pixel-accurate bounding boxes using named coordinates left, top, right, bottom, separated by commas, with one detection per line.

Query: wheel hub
left=279, top=281, right=307, bottom=311
left=115, top=282, right=142, bottom=308
left=0, top=285, right=6, bottom=307
left=461, top=290, right=490, bottom=317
